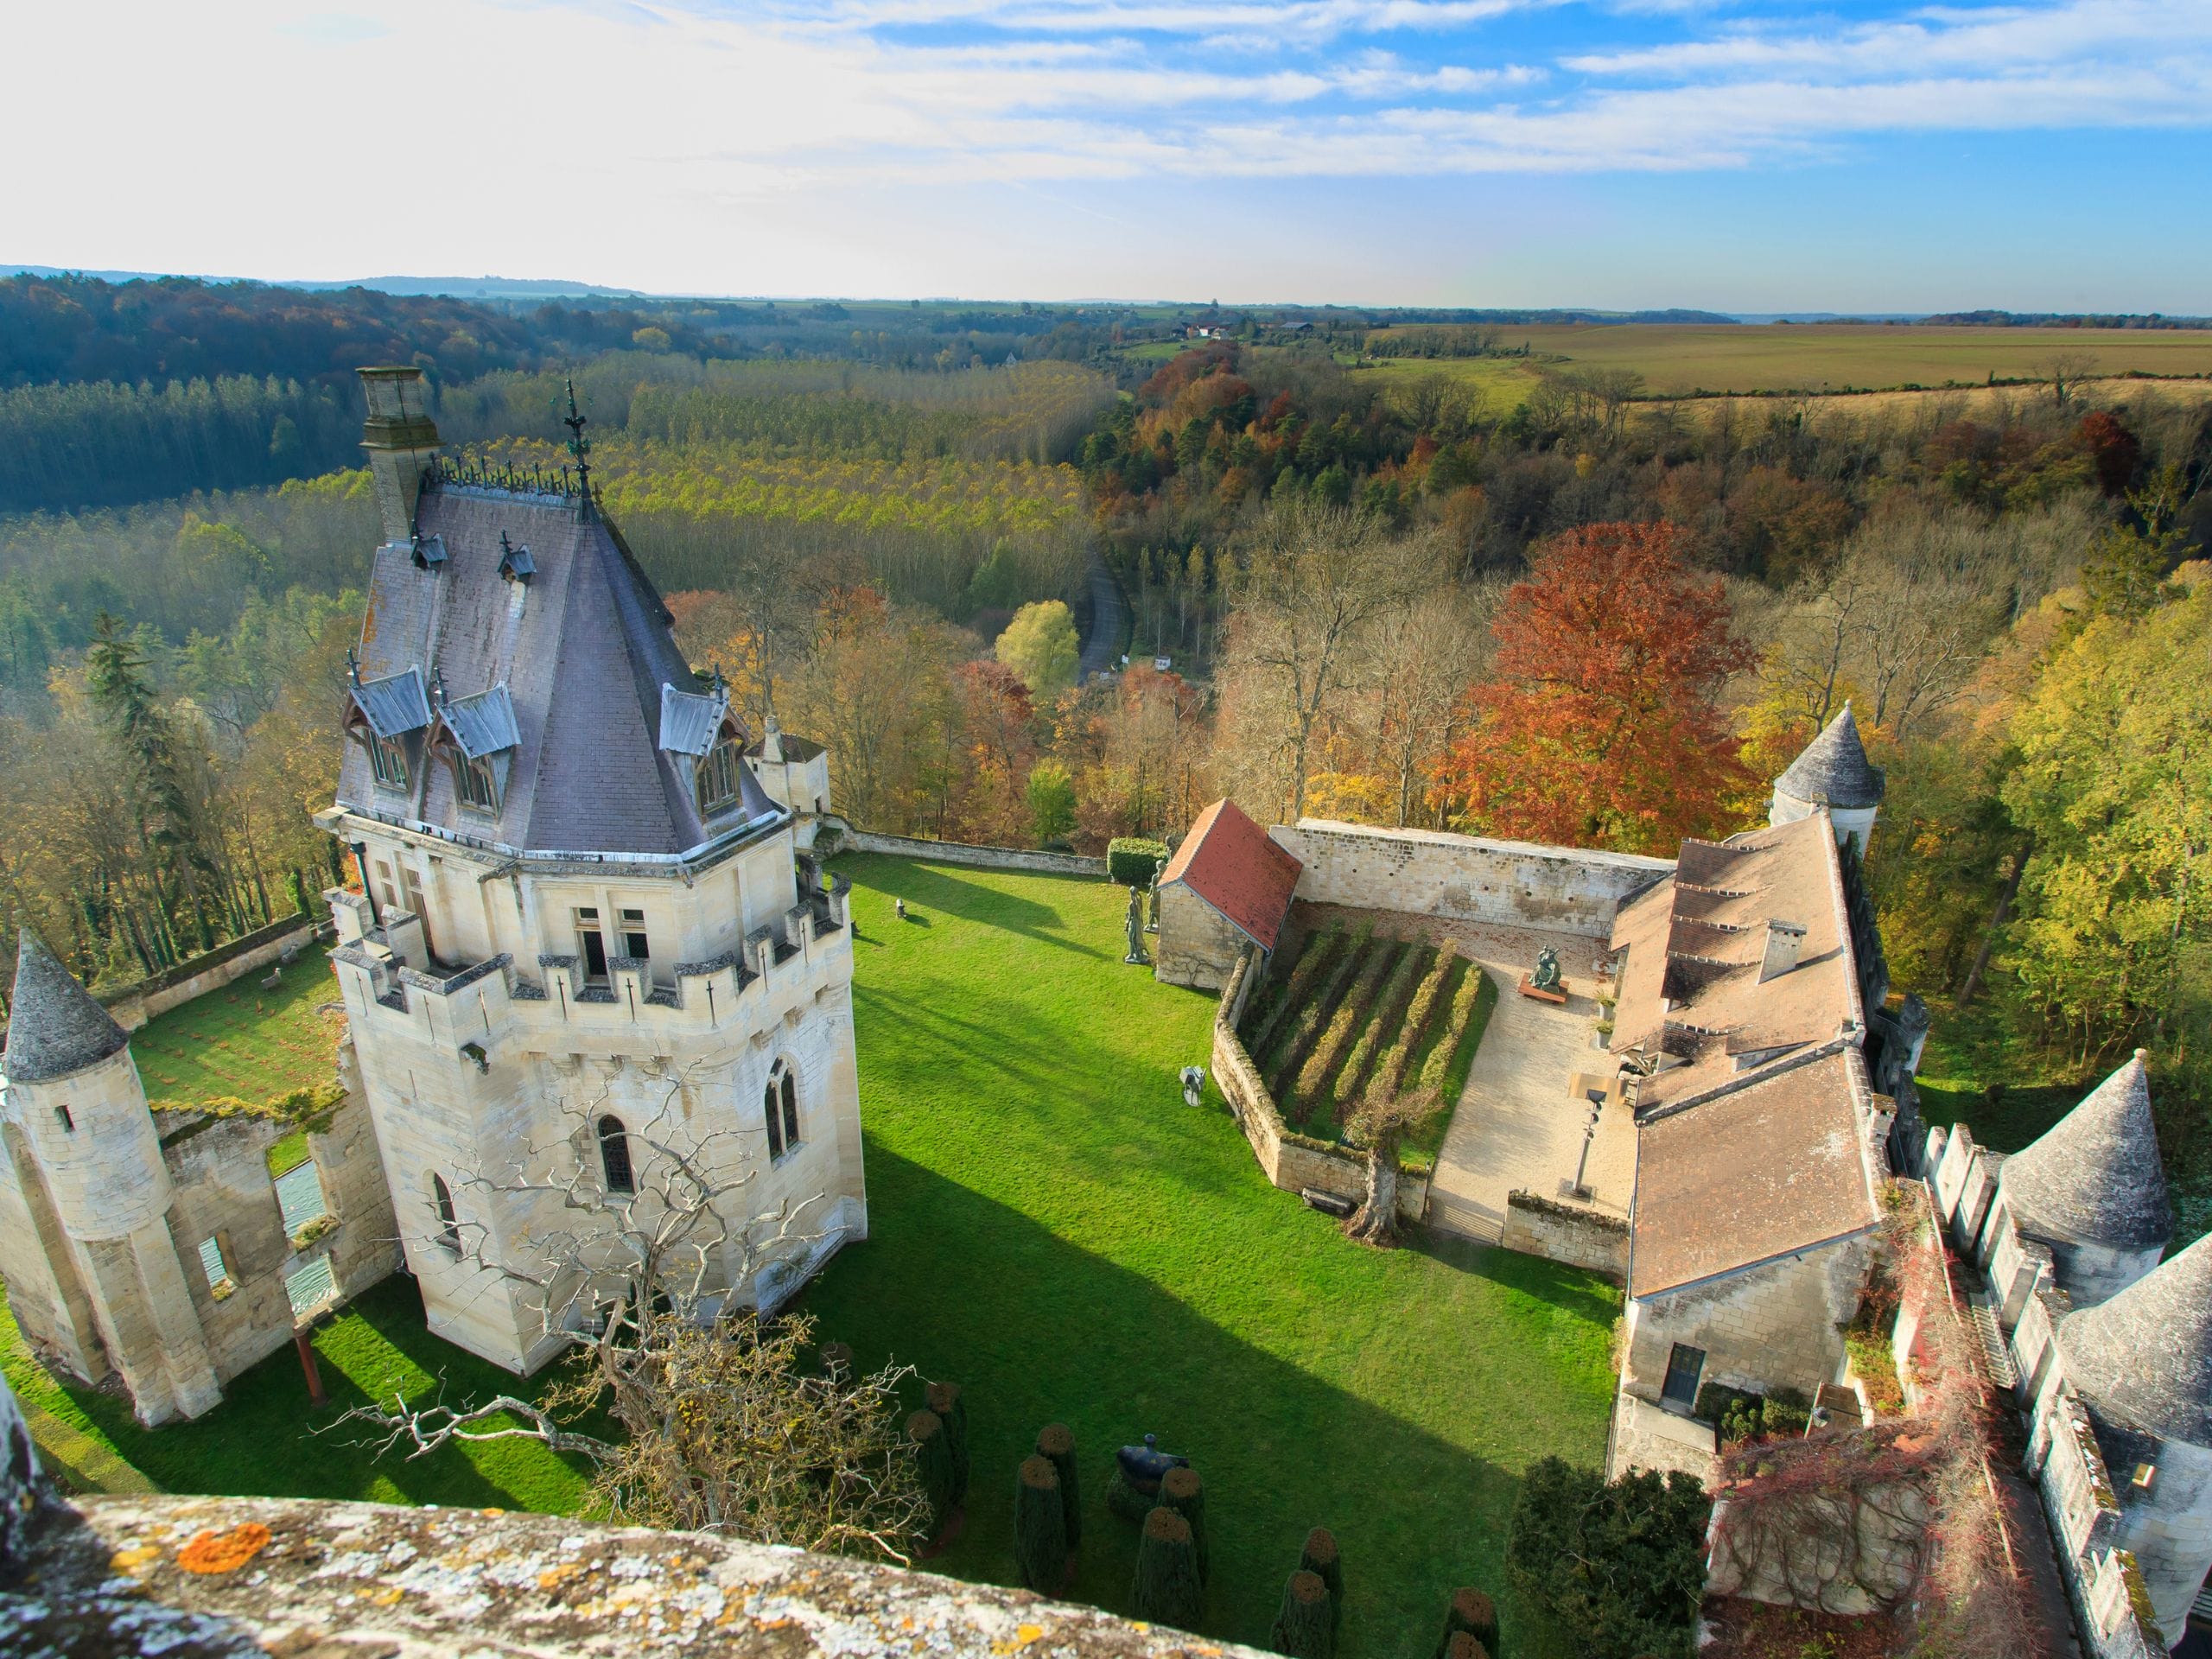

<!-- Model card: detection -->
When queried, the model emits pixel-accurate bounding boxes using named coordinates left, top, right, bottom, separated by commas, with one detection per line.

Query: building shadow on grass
left=837, top=856, right=1115, bottom=963
left=793, top=1145, right=1613, bottom=1659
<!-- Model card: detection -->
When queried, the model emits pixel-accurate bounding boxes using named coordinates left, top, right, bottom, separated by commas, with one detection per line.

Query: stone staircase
left=1426, top=1191, right=1503, bottom=1243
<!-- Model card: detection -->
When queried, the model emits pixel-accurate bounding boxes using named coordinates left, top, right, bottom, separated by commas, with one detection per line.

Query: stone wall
left=1211, top=950, right=1427, bottom=1221
left=101, top=916, right=322, bottom=1034
left=1921, top=1122, right=2173, bottom=1659
left=1503, top=1190, right=1629, bottom=1280
left=1154, top=883, right=1249, bottom=991
left=1272, top=819, right=1673, bottom=939
left=842, top=830, right=1108, bottom=879
left=1624, top=1235, right=1874, bottom=1407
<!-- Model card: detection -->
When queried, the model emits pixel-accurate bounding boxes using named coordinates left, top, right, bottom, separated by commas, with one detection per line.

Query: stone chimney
left=359, top=365, right=442, bottom=547
left=1758, top=918, right=1807, bottom=982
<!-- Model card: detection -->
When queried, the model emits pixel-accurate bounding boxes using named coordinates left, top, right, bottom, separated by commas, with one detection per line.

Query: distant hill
left=1916, top=309, right=2212, bottom=329
left=2, top=265, right=644, bottom=301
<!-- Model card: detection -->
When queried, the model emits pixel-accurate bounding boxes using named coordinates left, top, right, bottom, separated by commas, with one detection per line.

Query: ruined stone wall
left=1271, top=820, right=1672, bottom=939
left=0, top=917, right=324, bottom=1046
left=1503, top=1190, right=1629, bottom=1280
left=1625, top=1236, right=1872, bottom=1405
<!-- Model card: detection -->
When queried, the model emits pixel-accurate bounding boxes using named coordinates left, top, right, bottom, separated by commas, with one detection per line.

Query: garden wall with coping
left=1503, top=1189, right=1630, bottom=1280
left=1, top=914, right=325, bottom=1045
left=842, top=830, right=1108, bottom=879
left=1211, top=949, right=1428, bottom=1222
left=1272, top=819, right=1673, bottom=939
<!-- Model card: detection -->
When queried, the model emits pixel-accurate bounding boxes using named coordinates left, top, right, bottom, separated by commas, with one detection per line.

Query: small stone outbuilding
left=1154, top=798, right=1302, bottom=991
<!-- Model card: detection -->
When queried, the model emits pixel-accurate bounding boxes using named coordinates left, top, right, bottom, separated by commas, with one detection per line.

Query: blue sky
left=11, top=0, right=2210, bottom=309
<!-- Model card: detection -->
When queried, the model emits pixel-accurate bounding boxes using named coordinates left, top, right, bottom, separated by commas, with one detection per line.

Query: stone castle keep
left=0, top=367, right=865, bottom=1410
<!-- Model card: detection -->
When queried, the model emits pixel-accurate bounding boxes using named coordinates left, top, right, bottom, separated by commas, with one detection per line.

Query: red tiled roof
left=1161, top=798, right=1303, bottom=951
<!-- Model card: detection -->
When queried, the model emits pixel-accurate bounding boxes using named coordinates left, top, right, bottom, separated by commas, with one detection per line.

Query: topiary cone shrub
left=1156, top=1465, right=1208, bottom=1581
left=926, top=1381, right=969, bottom=1505
left=1036, top=1423, right=1082, bottom=1550
left=907, top=1409, right=958, bottom=1541
left=1435, top=1587, right=1497, bottom=1657
left=1014, top=1455, right=1069, bottom=1592
left=1270, top=1568, right=1334, bottom=1659
left=1299, top=1527, right=1343, bottom=1629
left=1443, top=1633, right=1491, bottom=1659
left=1130, top=1506, right=1204, bottom=1631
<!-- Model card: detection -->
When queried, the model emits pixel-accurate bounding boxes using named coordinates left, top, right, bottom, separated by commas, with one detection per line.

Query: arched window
left=431, top=1173, right=461, bottom=1256
left=598, top=1115, right=635, bottom=1195
left=764, top=1060, right=800, bottom=1160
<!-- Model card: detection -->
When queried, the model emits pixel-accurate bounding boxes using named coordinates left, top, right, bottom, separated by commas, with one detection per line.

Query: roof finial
left=563, top=376, right=594, bottom=518
left=430, top=666, right=448, bottom=709
left=346, top=645, right=362, bottom=687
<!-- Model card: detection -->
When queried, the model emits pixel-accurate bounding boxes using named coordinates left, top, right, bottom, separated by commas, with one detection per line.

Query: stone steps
left=1966, top=1291, right=2020, bottom=1389
left=1425, top=1192, right=1503, bottom=1243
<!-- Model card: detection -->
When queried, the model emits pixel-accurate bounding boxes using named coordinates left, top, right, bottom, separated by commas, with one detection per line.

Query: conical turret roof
left=1774, top=702, right=1885, bottom=810
left=2060, top=1230, right=2212, bottom=1446
left=3, top=929, right=130, bottom=1084
left=1999, top=1052, right=2171, bottom=1250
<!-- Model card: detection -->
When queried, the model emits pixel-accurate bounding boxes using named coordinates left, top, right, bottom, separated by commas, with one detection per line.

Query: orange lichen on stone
left=177, top=1522, right=272, bottom=1574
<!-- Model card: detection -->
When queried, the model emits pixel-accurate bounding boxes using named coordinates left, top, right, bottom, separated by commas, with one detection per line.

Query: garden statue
left=1531, top=945, right=1562, bottom=995
left=1123, top=886, right=1151, bottom=965
left=1147, top=855, right=1166, bottom=932
left=1116, top=1433, right=1190, bottom=1497
left=1180, top=1065, right=1205, bottom=1109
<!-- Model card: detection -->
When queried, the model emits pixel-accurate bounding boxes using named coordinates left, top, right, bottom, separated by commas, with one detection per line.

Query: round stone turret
left=2, top=929, right=173, bottom=1241
left=2060, top=1230, right=2212, bottom=1449
left=1770, top=702, right=1885, bottom=851
left=1997, top=1052, right=2170, bottom=1306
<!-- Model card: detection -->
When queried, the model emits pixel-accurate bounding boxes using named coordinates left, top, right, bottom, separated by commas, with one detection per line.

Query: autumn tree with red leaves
left=1433, top=523, right=1755, bottom=855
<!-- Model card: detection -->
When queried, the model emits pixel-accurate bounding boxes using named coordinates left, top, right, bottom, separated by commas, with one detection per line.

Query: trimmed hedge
left=906, top=1409, right=957, bottom=1534
left=1035, top=1423, right=1082, bottom=1549
left=1436, top=1587, right=1498, bottom=1656
left=1268, top=929, right=1371, bottom=1097
left=1014, top=1455, right=1068, bottom=1592
left=1249, top=926, right=1343, bottom=1055
left=1131, top=1506, right=1204, bottom=1630
left=1293, top=939, right=1403, bottom=1111
left=1157, top=1464, right=1209, bottom=1581
left=1272, top=1569, right=1335, bottom=1659
left=1108, top=837, right=1169, bottom=887
left=926, top=1381, right=969, bottom=1505
left=1333, top=943, right=1433, bottom=1111
left=1300, top=1527, right=1344, bottom=1630
left=1417, top=961, right=1491, bottom=1097
left=1370, top=947, right=1457, bottom=1099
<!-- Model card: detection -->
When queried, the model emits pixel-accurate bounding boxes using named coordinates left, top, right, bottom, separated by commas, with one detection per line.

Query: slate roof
left=442, top=683, right=519, bottom=760
left=1160, top=798, right=1303, bottom=952
left=336, top=486, right=779, bottom=855
left=3, top=929, right=130, bottom=1084
left=1609, top=814, right=1862, bottom=1114
left=2060, top=1230, right=2212, bottom=1446
left=352, top=667, right=431, bottom=739
left=1999, top=1052, right=2171, bottom=1252
left=1630, top=1049, right=1882, bottom=1296
left=1774, top=702, right=1885, bottom=810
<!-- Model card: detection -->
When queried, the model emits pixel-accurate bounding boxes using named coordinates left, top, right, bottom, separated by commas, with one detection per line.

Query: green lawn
left=798, top=856, right=1618, bottom=1659
left=1910, top=992, right=2088, bottom=1154
left=130, top=942, right=346, bottom=1111
left=1, top=857, right=1618, bottom=1659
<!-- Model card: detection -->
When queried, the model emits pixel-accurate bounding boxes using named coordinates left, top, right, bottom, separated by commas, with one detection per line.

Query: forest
left=0, top=306, right=2207, bottom=1240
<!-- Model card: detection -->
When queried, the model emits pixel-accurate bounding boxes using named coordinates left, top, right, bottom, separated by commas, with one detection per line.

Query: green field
left=1442, top=323, right=2212, bottom=397
left=1, top=858, right=1618, bottom=1659
left=130, top=942, right=345, bottom=1111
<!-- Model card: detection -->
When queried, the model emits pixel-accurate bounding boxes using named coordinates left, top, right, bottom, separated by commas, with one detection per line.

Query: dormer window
left=456, top=753, right=499, bottom=811
left=499, top=535, right=535, bottom=583
left=696, top=738, right=741, bottom=817
left=370, top=732, right=410, bottom=790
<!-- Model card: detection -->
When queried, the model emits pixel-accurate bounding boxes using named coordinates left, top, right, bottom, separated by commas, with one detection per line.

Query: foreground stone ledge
left=4, top=1492, right=1267, bottom=1659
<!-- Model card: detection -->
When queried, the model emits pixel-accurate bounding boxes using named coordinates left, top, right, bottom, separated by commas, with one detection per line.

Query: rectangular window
left=285, top=1255, right=337, bottom=1319
left=370, top=733, right=410, bottom=790
left=197, top=1236, right=231, bottom=1292
left=403, top=867, right=435, bottom=959
left=374, top=859, right=398, bottom=912
left=456, top=753, right=499, bottom=811
left=696, top=740, right=741, bottom=816
left=620, top=906, right=650, bottom=961
left=54, top=1104, right=73, bottom=1133
left=1662, top=1343, right=1706, bottom=1410
left=577, top=907, right=608, bottom=983
left=275, top=1160, right=329, bottom=1237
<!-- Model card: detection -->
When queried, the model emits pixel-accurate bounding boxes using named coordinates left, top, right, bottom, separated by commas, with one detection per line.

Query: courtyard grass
left=798, top=856, right=1619, bottom=1659
left=0, top=856, right=1618, bottom=1659
left=130, top=942, right=347, bottom=1112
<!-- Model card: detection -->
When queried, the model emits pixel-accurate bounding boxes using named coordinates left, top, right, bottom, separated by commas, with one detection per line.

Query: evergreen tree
left=1035, top=1423, right=1082, bottom=1549
left=906, top=1409, right=957, bottom=1536
left=1434, top=1588, right=1497, bottom=1657
left=1014, top=1455, right=1068, bottom=1592
left=1156, top=1465, right=1208, bottom=1581
left=1298, top=1528, right=1343, bottom=1629
left=1270, top=1570, right=1333, bottom=1659
left=925, top=1381, right=969, bottom=1506
left=1130, top=1507, right=1203, bottom=1631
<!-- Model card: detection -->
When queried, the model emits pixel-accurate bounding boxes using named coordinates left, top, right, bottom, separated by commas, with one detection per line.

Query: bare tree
left=1368, top=588, right=1491, bottom=827
left=1343, top=1083, right=1440, bottom=1247
left=342, top=1069, right=929, bottom=1561
left=1220, top=504, right=1443, bottom=821
left=2034, top=351, right=2100, bottom=411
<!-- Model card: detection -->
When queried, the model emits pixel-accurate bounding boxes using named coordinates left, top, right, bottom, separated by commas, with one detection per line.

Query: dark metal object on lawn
left=1116, top=1433, right=1188, bottom=1495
